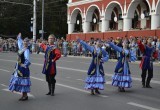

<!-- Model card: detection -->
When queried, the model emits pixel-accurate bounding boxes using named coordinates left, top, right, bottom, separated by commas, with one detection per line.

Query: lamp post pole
left=32, top=0, right=37, bottom=52
left=41, top=0, right=44, bottom=39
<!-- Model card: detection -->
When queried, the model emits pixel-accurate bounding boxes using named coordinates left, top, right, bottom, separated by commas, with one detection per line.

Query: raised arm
left=17, top=33, right=23, bottom=50
left=108, top=42, right=122, bottom=53
left=40, top=43, right=47, bottom=52
left=101, top=49, right=109, bottom=62
left=77, top=39, right=94, bottom=53
left=137, top=40, right=145, bottom=53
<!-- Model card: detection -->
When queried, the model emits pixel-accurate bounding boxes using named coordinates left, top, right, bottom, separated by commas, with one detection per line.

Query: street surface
left=0, top=52, right=160, bottom=110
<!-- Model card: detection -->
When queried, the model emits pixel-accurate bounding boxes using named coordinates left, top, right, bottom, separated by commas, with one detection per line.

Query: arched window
left=74, top=12, right=82, bottom=32
left=132, top=11, right=139, bottom=29
left=91, top=9, right=99, bottom=32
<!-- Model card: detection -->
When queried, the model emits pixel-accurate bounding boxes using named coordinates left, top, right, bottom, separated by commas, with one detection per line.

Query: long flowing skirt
left=9, top=65, right=31, bottom=93
left=112, top=73, right=132, bottom=88
left=85, top=67, right=105, bottom=90
left=9, top=75, right=31, bottom=93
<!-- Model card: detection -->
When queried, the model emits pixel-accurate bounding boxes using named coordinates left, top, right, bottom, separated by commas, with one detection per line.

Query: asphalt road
left=0, top=52, right=160, bottom=110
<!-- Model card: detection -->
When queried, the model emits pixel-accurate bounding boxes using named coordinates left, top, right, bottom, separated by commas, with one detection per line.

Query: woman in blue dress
left=9, top=33, right=31, bottom=101
left=107, top=40, right=137, bottom=92
left=77, top=37, right=109, bottom=95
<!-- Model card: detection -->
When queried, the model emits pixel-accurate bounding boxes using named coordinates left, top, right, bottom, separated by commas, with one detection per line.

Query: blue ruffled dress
left=78, top=39, right=109, bottom=90
left=9, top=36, right=31, bottom=93
left=108, top=42, right=137, bottom=88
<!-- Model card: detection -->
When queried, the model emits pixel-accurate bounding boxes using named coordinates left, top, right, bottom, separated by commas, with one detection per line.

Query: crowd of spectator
left=0, top=37, right=17, bottom=52
left=0, top=36, right=160, bottom=63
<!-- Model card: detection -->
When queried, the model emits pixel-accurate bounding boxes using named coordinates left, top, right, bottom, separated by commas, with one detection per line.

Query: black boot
left=141, top=70, right=147, bottom=88
left=142, top=78, right=146, bottom=88
left=146, top=78, right=152, bottom=88
left=142, top=82, right=146, bottom=88
left=51, top=83, right=55, bottom=96
left=46, top=83, right=51, bottom=95
left=91, top=89, right=95, bottom=95
left=121, top=88, right=125, bottom=92
left=21, top=96, right=28, bottom=101
left=118, top=87, right=122, bottom=92
left=95, top=89, right=101, bottom=94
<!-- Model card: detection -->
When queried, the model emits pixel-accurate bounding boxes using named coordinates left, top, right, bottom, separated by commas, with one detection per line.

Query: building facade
left=67, top=0, right=160, bottom=40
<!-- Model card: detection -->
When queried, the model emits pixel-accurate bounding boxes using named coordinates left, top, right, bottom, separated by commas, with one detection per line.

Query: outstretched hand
left=17, top=33, right=21, bottom=39
left=39, top=40, right=45, bottom=47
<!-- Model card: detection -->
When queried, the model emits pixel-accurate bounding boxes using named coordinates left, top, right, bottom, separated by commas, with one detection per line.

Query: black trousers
left=141, top=69, right=153, bottom=86
left=46, top=74, right=56, bottom=84
left=46, top=74, right=56, bottom=95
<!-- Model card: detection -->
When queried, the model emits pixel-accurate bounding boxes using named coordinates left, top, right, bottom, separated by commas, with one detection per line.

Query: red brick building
left=67, top=0, right=160, bottom=40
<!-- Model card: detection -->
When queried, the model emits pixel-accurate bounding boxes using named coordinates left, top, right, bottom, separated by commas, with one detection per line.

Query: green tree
left=0, top=0, right=68, bottom=39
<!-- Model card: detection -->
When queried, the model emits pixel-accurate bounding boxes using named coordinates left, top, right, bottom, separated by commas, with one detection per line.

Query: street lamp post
left=32, top=0, right=37, bottom=52
left=42, top=0, right=44, bottom=39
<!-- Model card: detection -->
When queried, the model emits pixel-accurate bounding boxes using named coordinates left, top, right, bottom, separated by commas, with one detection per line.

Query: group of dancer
left=8, top=33, right=156, bottom=101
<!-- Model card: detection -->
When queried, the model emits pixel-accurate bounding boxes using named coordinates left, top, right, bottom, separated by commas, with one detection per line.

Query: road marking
left=127, top=102, right=160, bottom=110
left=0, top=59, right=16, bottom=63
left=2, top=89, right=35, bottom=98
left=0, top=69, right=10, bottom=72
left=62, top=60, right=74, bottom=63
left=30, top=76, right=45, bottom=81
left=56, top=66, right=160, bottom=85
left=30, top=76, right=108, bottom=98
left=1, top=84, right=8, bottom=87
left=56, top=83, right=108, bottom=98
left=1, top=58, right=160, bottom=85
left=80, top=62, right=90, bottom=64
left=105, top=81, right=112, bottom=85
left=76, top=79, right=84, bottom=81
left=0, top=83, right=35, bottom=98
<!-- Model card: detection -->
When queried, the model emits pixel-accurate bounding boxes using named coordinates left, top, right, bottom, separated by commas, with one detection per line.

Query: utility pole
left=32, top=0, right=37, bottom=52
left=42, top=0, right=44, bottom=39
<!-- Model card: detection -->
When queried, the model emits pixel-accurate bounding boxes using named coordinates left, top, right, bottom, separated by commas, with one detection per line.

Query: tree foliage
left=0, top=0, right=68, bottom=39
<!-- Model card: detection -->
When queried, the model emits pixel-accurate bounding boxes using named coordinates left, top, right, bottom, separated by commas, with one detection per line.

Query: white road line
left=1, top=58, right=160, bottom=85
left=1, top=84, right=8, bottom=87
left=76, top=79, right=84, bottom=81
left=30, top=76, right=108, bottom=98
left=2, top=89, right=35, bottom=98
left=56, top=83, right=108, bottom=98
left=0, top=83, right=35, bottom=98
left=57, top=66, right=160, bottom=85
left=30, top=76, right=45, bottom=81
left=105, top=81, right=112, bottom=85
left=57, top=66, right=87, bottom=72
left=127, top=102, right=160, bottom=110
left=0, top=59, right=17, bottom=63
left=0, top=69, right=10, bottom=72
left=80, top=62, right=90, bottom=64
left=62, top=60, right=74, bottom=63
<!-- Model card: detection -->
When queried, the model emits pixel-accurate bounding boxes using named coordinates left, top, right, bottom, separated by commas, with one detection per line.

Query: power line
left=0, top=0, right=33, bottom=6
left=44, top=0, right=67, bottom=5
left=0, top=12, right=32, bottom=20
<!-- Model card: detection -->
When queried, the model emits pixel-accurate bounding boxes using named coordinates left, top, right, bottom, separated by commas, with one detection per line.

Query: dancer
left=137, top=37, right=156, bottom=88
left=107, top=40, right=137, bottom=92
left=9, top=33, right=31, bottom=101
left=77, top=37, right=109, bottom=95
left=40, top=34, right=61, bottom=96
